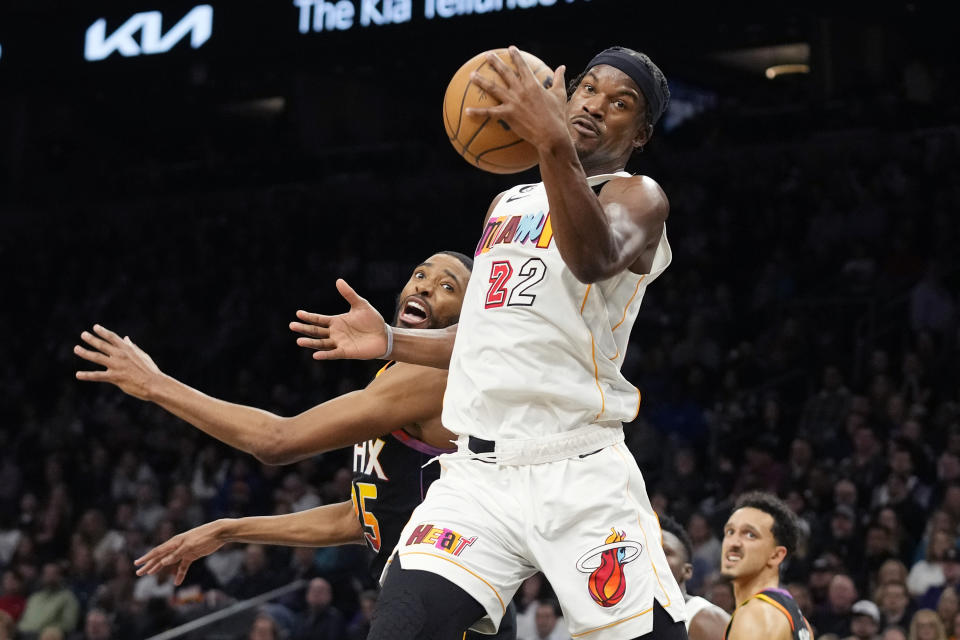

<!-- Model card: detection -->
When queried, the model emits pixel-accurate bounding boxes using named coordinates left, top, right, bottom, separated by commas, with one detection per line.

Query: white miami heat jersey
left=442, top=172, right=672, bottom=440
left=683, top=595, right=728, bottom=630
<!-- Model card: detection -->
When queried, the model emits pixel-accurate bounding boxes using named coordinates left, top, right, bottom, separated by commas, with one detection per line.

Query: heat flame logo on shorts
left=575, top=528, right=643, bottom=608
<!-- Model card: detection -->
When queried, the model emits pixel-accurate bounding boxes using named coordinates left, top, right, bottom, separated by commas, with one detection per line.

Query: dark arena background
left=1, top=1, right=958, bottom=639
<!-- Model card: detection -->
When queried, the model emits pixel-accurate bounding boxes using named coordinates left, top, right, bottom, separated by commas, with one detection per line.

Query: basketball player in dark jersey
left=75, top=251, right=516, bottom=638
left=130, top=358, right=452, bottom=585
left=720, top=492, right=813, bottom=640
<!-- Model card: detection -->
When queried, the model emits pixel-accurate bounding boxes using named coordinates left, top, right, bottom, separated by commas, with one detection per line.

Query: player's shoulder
left=365, top=361, right=448, bottom=401
left=603, top=173, right=662, bottom=191
left=688, top=597, right=730, bottom=638
left=370, top=361, right=448, bottom=385
left=729, top=597, right=792, bottom=639
left=691, top=597, right=730, bottom=620
left=598, top=174, right=669, bottom=221
left=734, top=595, right=782, bottom=620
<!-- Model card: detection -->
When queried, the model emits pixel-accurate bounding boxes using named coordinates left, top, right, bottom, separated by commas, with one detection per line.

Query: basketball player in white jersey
left=292, top=46, right=687, bottom=639
left=659, top=514, right=730, bottom=639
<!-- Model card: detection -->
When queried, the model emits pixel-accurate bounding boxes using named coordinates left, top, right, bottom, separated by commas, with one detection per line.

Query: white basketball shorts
left=386, top=442, right=686, bottom=639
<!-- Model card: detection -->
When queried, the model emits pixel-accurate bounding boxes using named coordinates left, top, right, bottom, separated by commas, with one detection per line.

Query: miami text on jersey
left=475, top=210, right=554, bottom=256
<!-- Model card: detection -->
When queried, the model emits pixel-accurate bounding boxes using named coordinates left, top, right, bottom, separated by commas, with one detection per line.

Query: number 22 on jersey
left=484, top=258, right=547, bottom=309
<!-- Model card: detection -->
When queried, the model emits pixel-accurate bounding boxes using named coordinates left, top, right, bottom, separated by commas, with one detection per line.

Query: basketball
left=442, top=48, right=554, bottom=174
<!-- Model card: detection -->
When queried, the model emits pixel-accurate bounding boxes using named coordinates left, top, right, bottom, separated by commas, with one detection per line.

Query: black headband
left=585, top=49, right=668, bottom=126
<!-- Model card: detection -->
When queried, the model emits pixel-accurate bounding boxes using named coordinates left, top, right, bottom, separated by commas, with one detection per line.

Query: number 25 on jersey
left=485, top=258, right=547, bottom=309
left=351, top=482, right=381, bottom=551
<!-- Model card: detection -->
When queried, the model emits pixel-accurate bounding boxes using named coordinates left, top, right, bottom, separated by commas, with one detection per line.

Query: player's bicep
left=304, top=501, right=365, bottom=545
left=363, top=363, right=446, bottom=425
left=725, top=609, right=757, bottom=640
left=689, top=607, right=731, bottom=640
left=727, top=602, right=790, bottom=640
left=275, top=391, right=395, bottom=462
left=277, top=368, right=438, bottom=462
left=597, top=176, right=668, bottom=261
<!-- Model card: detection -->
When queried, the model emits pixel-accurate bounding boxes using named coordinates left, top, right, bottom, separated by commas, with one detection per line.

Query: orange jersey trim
left=573, top=446, right=673, bottom=637
left=588, top=331, right=606, bottom=420
left=753, top=593, right=796, bottom=631
left=612, top=275, right=646, bottom=331
left=612, top=445, right=671, bottom=609
left=570, top=606, right=653, bottom=637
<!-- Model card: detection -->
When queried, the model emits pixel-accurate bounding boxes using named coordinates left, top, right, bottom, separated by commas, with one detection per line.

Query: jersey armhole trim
left=754, top=593, right=796, bottom=631
left=612, top=274, right=646, bottom=331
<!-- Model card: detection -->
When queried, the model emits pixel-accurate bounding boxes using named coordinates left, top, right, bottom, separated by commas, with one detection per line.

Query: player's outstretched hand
left=291, top=278, right=388, bottom=361
left=465, top=45, right=569, bottom=150
left=135, top=521, right=225, bottom=586
left=74, top=324, right=162, bottom=401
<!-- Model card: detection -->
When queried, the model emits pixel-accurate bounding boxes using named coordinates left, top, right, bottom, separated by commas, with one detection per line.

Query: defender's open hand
left=135, top=521, right=225, bottom=586
left=74, top=325, right=161, bottom=401
left=291, top=279, right=389, bottom=361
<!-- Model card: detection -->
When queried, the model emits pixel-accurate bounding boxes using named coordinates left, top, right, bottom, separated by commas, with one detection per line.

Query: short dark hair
left=566, top=46, right=670, bottom=129
left=658, top=513, right=693, bottom=563
left=437, top=250, right=473, bottom=271
left=734, top=491, right=802, bottom=556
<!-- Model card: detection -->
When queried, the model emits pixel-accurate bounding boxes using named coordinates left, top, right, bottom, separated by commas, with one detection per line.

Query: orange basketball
left=442, top=48, right=554, bottom=174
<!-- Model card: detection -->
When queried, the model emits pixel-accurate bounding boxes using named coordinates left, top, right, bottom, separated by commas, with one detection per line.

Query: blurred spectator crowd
left=1, top=115, right=958, bottom=640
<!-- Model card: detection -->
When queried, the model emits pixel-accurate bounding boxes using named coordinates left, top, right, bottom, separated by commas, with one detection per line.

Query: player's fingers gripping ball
left=443, top=48, right=553, bottom=174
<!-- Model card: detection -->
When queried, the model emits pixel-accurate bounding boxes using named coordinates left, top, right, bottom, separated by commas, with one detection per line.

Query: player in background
left=720, top=492, right=813, bottom=640
left=73, top=252, right=520, bottom=638
left=74, top=251, right=469, bottom=577
left=659, top=514, right=730, bottom=639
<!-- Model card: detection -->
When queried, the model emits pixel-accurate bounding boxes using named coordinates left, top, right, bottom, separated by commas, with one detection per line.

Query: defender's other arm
left=135, top=501, right=362, bottom=586
left=75, top=325, right=446, bottom=464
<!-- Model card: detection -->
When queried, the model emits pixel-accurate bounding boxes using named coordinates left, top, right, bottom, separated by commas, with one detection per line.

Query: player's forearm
left=146, top=373, right=281, bottom=462
left=536, top=140, right=622, bottom=283
left=216, top=501, right=364, bottom=547
left=387, top=324, right=458, bottom=369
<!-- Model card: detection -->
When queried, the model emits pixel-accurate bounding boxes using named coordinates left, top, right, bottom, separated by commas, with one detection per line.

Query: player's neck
left=580, top=160, right=626, bottom=178
left=733, top=569, right=780, bottom=606
left=577, top=149, right=628, bottom=178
